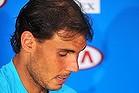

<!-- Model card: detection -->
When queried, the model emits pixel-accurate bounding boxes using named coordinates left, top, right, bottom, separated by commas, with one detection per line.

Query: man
left=0, top=0, right=93, bottom=93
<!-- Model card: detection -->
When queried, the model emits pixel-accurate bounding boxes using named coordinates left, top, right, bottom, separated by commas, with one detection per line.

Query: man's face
left=27, top=30, right=86, bottom=90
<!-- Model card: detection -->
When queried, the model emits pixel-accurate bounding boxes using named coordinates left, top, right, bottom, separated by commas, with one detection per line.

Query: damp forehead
left=56, top=29, right=86, bottom=41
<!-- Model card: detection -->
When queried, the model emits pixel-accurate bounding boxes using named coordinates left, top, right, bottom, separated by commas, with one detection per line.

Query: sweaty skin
left=13, top=30, right=86, bottom=93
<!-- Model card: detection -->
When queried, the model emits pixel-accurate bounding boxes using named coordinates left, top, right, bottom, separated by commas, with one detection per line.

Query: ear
left=21, top=31, right=36, bottom=52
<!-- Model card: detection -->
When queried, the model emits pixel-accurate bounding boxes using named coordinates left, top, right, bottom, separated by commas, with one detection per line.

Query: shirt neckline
left=9, top=59, right=28, bottom=93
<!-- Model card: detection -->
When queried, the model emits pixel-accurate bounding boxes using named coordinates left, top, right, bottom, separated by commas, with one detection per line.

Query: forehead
left=56, top=30, right=86, bottom=44
left=56, top=29, right=86, bottom=41
left=41, top=30, right=86, bottom=51
left=56, top=31, right=85, bottom=45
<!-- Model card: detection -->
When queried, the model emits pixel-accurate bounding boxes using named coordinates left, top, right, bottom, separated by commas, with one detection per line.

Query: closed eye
left=58, top=51, right=68, bottom=57
left=58, top=49, right=75, bottom=57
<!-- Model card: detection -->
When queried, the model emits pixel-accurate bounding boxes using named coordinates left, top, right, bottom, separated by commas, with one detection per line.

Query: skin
left=13, top=30, right=86, bottom=93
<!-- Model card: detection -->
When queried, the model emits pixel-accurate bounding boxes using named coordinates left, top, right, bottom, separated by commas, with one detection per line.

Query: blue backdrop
left=0, top=0, right=139, bottom=93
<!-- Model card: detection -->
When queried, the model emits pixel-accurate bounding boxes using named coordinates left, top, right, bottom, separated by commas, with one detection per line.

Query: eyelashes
left=58, top=51, right=68, bottom=57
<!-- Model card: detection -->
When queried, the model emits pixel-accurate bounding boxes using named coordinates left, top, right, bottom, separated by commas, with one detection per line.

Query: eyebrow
left=58, top=49, right=75, bottom=53
left=58, top=45, right=86, bottom=53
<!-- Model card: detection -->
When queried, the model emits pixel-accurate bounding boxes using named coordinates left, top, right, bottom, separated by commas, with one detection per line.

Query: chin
left=48, top=84, right=62, bottom=90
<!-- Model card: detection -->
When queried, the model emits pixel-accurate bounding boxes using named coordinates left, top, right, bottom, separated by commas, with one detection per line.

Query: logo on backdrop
left=75, top=0, right=101, bottom=14
left=78, top=45, right=103, bottom=70
left=0, top=0, right=6, bottom=7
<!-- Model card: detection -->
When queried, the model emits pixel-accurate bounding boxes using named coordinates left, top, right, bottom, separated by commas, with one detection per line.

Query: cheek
left=28, top=50, right=50, bottom=76
left=32, top=47, right=66, bottom=75
left=40, top=53, right=65, bottom=75
left=51, top=58, right=65, bottom=72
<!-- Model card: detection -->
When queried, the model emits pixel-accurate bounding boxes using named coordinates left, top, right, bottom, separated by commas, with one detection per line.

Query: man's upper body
left=0, top=60, right=77, bottom=93
left=0, top=0, right=93, bottom=92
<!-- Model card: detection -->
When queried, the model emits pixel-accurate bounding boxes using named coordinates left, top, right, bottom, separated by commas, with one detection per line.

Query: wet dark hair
left=10, top=0, right=93, bottom=53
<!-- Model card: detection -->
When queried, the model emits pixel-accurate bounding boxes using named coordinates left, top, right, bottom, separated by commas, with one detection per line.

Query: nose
left=65, top=58, right=79, bottom=72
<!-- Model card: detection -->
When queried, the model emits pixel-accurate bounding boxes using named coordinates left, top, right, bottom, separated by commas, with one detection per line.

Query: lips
left=56, top=76, right=68, bottom=84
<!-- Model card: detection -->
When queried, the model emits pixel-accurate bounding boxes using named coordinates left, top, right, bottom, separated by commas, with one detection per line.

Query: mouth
left=55, top=75, right=69, bottom=84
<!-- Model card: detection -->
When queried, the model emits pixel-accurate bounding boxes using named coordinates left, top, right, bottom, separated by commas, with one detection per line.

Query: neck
left=13, top=54, right=49, bottom=93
